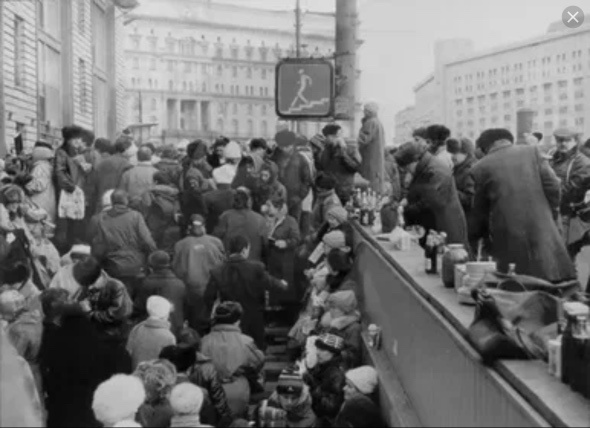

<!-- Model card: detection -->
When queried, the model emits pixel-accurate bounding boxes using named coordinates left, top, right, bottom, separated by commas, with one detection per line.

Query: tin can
left=368, top=324, right=382, bottom=350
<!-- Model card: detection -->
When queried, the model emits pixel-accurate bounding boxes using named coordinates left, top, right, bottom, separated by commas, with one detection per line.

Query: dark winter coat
left=54, top=146, right=87, bottom=194
left=453, top=156, right=477, bottom=215
left=88, top=154, right=133, bottom=213
left=92, top=205, right=157, bottom=279
left=134, top=269, right=187, bottom=337
left=203, top=188, right=234, bottom=232
left=187, top=352, right=234, bottom=427
left=358, top=111, right=386, bottom=193
left=470, top=142, right=576, bottom=281
left=335, top=395, right=385, bottom=428
left=275, top=150, right=313, bottom=215
left=119, top=162, right=159, bottom=202
left=267, top=215, right=301, bottom=305
left=139, top=184, right=181, bottom=253
left=39, top=311, right=132, bottom=428
left=404, top=151, right=468, bottom=248
left=214, top=208, right=269, bottom=263
left=303, top=358, right=346, bottom=423
left=550, top=147, right=590, bottom=217
left=182, top=162, right=214, bottom=219
left=317, top=142, right=360, bottom=203
left=204, top=255, right=285, bottom=349
left=155, top=158, right=183, bottom=189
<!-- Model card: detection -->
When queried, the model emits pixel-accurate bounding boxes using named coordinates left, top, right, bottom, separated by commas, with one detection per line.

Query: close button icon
left=563, top=6, right=585, bottom=29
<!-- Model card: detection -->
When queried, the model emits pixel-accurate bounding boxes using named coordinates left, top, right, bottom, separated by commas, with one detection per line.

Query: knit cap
left=213, top=164, right=237, bottom=185
left=148, top=251, right=171, bottom=270
left=276, top=368, right=304, bottom=396
left=224, top=141, right=242, bottom=159
left=147, top=296, right=173, bottom=320
left=345, top=366, right=379, bottom=395
left=326, top=206, right=348, bottom=224
left=92, top=375, right=146, bottom=427
left=315, top=333, right=344, bottom=355
left=322, top=230, right=346, bottom=250
left=169, top=383, right=204, bottom=415
left=326, top=290, right=358, bottom=315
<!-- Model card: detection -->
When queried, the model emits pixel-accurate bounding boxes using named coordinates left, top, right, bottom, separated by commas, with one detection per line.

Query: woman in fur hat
left=93, top=374, right=146, bottom=428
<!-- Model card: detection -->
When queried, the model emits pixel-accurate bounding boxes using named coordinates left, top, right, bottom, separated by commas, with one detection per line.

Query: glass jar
left=442, top=244, right=469, bottom=288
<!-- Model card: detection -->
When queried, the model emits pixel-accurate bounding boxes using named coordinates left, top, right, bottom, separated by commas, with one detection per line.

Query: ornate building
left=124, top=0, right=337, bottom=144
left=0, top=0, right=128, bottom=154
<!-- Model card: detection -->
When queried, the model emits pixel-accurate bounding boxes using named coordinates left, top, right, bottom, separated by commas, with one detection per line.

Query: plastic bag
left=389, top=226, right=412, bottom=251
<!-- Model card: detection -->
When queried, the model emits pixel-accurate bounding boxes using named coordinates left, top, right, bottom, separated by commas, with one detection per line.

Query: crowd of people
left=391, top=124, right=590, bottom=288
left=0, top=103, right=389, bottom=428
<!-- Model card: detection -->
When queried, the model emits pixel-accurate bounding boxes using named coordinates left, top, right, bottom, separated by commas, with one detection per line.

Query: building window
left=544, top=121, right=553, bottom=129
left=262, top=105, right=267, bottom=115
left=247, top=68, right=252, bottom=79
left=189, top=82, right=194, bottom=92
left=216, top=46, right=223, bottom=57
left=559, top=118, right=568, bottom=127
left=558, top=80, right=568, bottom=89
left=92, top=3, right=107, bottom=72
left=232, top=119, right=239, bottom=134
left=202, top=82, right=206, bottom=92
left=217, top=118, right=224, bottom=132
left=231, top=47, right=238, bottom=59
left=503, top=90, right=510, bottom=99
left=517, top=100, right=524, bottom=108
left=202, top=64, right=208, bottom=75
left=236, top=86, right=240, bottom=95
left=232, top=66, right=238, bottom=78
left=575, top=90, right=584, bottom=99
left=168, top=61, right=174, bottom=72
left=230, top=86, right=235, bottom=95
left=148, top=79, right=153, bottom=89
left=559, top=106, right=568, bottom=114
left=248, top=105, right=253, bottom=115
left=78, top=0, right=86, bottom=33
left=166, top=38, right=175, bottom=53
left=38, top=42, right=62, bottom=127
left=149, top=37, right=157, bottom=52
left=504, top=114, right=511, bottom=122
left=184, top=62, right=191, bottom=72
left=233, top=104, right=238, bottom=114
left=575, top=117, right=585, bottom=126
left=150, top=58, right=156, bottom=70
left=169, top=80, right=174, bottom=90
left=133, top=58, right=140, bottom=69
left=39, top=0, right=61, bottom=40
left=261, top=120, right=268, bottom=136
left=247, top=119, right=254, bottom=135
left=545, top=108, right=553, bottom=115
left=264, top=87, right=269, bottom=96
left=151, top=98, right=157, bottom=110
left=14, top=16, right=25, bottom=87
left=575, top=104, right=584, bottom=112
left=182, top=82, right=187, bottom=91
left=262, top=69, right=267, bottom=80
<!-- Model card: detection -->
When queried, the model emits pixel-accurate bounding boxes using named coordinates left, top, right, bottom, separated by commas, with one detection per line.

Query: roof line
left=444, top=26, right=590, bottom=67
left=413, top=73, right=434, bottom=92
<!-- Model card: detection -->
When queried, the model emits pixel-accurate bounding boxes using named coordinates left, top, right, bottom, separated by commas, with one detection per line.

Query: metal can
left=368, top=324, right=382, bottom=350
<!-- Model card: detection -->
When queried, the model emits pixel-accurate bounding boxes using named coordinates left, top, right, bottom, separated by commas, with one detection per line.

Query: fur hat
left=276, top=368, right=304, bottom=396
left=345, top=366, right=379, bottom=395
left=148, top=251, right=171, bottom=270
left=476, top=128, right=514, bottom=154
left=326, top=206, right=348, bottom=224
left=92, top=375, right=146, bottom=427
left=187, top=140, right=208, bottom=160
left=394, top=141, right=424, bottom=167
left=425, top=124, right=451, bottom=143
left=322, top=230, right=347, bottom=250
left=275, top=129, right=296, bottom=148
left=315, top=333, right=344, bottom=355
left=147, top=296, right=173, bottom=320
left=213, top=301, right=243, bottom=325
left=326, top=290, right=358, bottom=315
left=224, top=141, right=242, bottom=159
left=169, top=383, right=204, bottom=415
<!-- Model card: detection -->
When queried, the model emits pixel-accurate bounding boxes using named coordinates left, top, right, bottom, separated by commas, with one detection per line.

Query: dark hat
left=476, top=128, right=514, bottom=153
left=34, top=141, right=53, bottom=150
left=3, top=262, right=31, bottom=285
left=187, top=140, right=208, bottom=160
left=315, top=173, right=337, bottom=191
left=72, top=257, right=102, bottom=287
left=276, top=368, right=304, bottom=396
left=425, top=124, right=451, bottom=143
left=394, top=141, right=424, bottom=167
left=148, top=251, right=171, bottom=270
left=275, top=130, right=296, bottom=148
left=161, top=145, right=179, bottom=160
left=315, top=333, right=344, bottom=355
left=213, top=301, right=243, bottom=325
left=190, top=214, right=205, bottom=227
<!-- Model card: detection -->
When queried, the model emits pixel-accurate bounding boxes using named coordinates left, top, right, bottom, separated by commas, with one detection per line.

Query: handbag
left=467, top=288, right=551, bottom=364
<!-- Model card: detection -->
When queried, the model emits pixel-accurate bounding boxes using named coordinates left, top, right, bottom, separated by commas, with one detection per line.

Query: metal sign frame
left=275, top=58, right=335, bottom=120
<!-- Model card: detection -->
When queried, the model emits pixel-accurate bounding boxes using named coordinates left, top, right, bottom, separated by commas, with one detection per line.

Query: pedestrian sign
left=275, top=59, right=334, bottom=119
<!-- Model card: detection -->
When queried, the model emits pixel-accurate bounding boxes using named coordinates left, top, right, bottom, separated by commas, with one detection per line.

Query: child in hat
left=169, top=383, right=212, bottom=427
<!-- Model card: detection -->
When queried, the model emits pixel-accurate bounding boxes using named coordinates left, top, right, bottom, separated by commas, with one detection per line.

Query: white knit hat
left=345, top=366, right=379, bottom=395
left=224, top=141, right=242, bottom=159
left=169, top=383, right=204, bottom=415
left=92, top=375, right=146, bottom=427
left=146, top=296, right=173, bottom=320
left=213, top=164, right=237, bottom=185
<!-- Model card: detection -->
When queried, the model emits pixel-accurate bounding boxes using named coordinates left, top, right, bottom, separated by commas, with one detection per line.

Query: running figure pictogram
left=290, top=69, right=313, bottom=110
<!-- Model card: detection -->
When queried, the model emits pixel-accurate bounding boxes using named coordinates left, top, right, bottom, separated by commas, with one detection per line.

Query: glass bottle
left=508, top=263, right=516, bottom=276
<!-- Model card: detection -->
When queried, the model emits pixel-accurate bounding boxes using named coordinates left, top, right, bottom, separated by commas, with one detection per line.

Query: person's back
left=470, top=131, right=575, bottom=281
left=92, top=153, right=132, bottom=211
left=120, top=159, right=158, bottom=201
left=217, top=208, right=268, bottom=262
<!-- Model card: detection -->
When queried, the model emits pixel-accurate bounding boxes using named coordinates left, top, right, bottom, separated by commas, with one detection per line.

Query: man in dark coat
left=204, top=171, right=235, bottom=233
left=357, top=102, right=386, bottom=193
left=204, top=235, right=287, bottom=350
left=549, top=127, right=590, bottom=261
left=134, top=251, right=187, bottom=338
left=396, top=141, right=468, bottom=249
left=87, top=135, right=134, bottom=214
left=91, top=190, right=157, bottom=298
left=272, top=130, right=313, bottom=222
left=155, top=145, right=183, bottom=189
left=317, top=124, right=361, bottom=205
left=470, top=128, right=576, bottom=282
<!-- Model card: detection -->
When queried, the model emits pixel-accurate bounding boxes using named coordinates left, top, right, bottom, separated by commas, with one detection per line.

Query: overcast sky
left=219, top=0, right=580, bottom=139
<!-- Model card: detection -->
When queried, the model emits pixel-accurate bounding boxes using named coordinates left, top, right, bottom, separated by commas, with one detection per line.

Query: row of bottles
left=424, top=231, right=447, bottom=274
left=346, top=188, right=385, bottom=227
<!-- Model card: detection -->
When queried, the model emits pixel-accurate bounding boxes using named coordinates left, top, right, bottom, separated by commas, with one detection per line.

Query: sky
left=218, top=0, right=581, bottom=139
